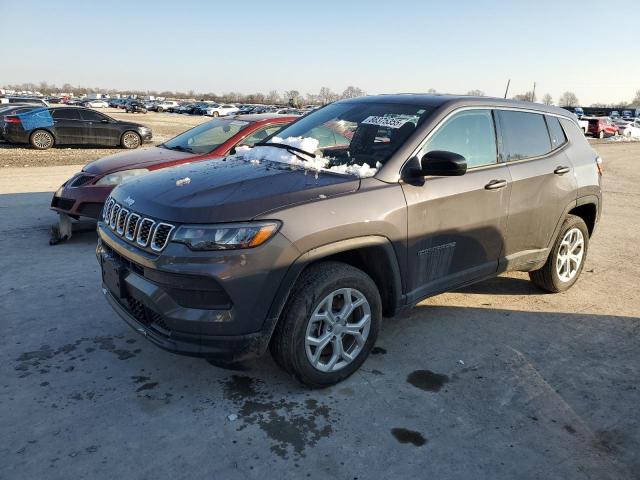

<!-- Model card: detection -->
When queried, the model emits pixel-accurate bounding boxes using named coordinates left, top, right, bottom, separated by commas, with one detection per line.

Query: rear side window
left=52, top=108, right=81, bottom=120
left=498, top=110, right=551, bottom=161
left=421, top=109, right=497, bottom=168
left=545, top=116, right=567, bottom=150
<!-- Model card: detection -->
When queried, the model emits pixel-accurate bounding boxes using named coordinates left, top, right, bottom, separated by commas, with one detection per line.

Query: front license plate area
left=102, top=254, right=126, bottom=298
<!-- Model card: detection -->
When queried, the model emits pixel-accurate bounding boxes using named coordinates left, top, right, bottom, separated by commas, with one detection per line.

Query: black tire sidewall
left=548, top=216, right=589, bottom=291
left=283, top=265, right=381, bottom=386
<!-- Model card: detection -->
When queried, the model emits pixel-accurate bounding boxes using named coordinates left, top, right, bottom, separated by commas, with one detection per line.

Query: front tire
left=599, top=130, right=605, bottom=139
left=212, top=111, right=219, bottom=117
left=529, top=215, right=589, bottom=292
left=270, top=261, right=382, bottom=388
left=30, top=130, right=54, bottom=150
left=120, top=131, right=141, bottom=149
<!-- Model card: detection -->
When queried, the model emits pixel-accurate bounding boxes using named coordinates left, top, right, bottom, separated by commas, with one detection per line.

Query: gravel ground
left=0, top=142, right=638, bottom=479
left=0, top=109, right=209, bottom=168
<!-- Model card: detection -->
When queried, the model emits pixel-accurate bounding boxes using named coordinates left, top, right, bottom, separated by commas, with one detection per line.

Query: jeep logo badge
left=124, top=196, right=135, bottom=207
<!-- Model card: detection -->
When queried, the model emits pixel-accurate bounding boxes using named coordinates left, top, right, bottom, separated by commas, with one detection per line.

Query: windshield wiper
left=254, top=141, right=316, bottom=161
left=165, top=145, right=194, bottom=153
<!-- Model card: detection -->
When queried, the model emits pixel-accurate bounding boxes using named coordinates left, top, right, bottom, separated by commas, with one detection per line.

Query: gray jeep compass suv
left=97, top=94, right=602, bottom=387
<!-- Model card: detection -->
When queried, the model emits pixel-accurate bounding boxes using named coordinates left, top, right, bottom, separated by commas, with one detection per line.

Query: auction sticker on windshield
left=362, top=115, right=412, bottom=129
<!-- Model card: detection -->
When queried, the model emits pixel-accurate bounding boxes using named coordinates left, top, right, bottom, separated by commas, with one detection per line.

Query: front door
left=79, top=109, right=119, bottom=146
left=401, top=109, right=511, bottom=303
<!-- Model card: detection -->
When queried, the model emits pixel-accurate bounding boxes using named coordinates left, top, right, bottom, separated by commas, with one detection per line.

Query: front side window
left=162, top=118, right=249, bottom=154
left=80, top=110, right=108, bottom=122
left=498, top=110, right=551, bottom=161
left=420, top=109, right=497, bottom=168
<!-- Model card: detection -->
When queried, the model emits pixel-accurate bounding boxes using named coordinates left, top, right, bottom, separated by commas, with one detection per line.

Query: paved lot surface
left=1, top=143, right=638, bottom=480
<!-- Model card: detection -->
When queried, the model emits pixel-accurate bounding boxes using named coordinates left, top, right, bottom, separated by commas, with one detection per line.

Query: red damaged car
left=50, top=114, right=295, bottom=240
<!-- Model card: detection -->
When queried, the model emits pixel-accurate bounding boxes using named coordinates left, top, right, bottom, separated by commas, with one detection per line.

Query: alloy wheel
left=305, top=288, right=371, bottom=372
left=556, top=227, right=584, bottom=282
left=32, top=131, right=53, bottom=149
left=122, top=132, right=140, bottom=149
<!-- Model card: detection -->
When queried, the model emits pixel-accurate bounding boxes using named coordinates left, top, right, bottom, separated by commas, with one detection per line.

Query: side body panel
left=401, top=165, right=511, bottom=302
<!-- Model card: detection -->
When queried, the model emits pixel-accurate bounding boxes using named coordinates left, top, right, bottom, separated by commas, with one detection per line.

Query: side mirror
left=421, top=150, right=467, bottom=176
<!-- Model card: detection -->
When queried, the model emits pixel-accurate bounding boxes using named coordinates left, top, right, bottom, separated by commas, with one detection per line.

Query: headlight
left=172, top=222, right=280, bottom=251
left=95, top=168, right=149, bottom=186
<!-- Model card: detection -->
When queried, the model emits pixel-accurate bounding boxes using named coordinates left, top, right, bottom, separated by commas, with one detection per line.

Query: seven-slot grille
left=102, top=197, right=175, bottom=252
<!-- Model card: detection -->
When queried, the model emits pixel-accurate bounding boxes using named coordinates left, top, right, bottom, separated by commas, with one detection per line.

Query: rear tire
left=270, top=261, right=381, bottom=388
left=212, top=111, right=219, bottom=117
left=529, top=215, right=589, bottom=293
left=121, top=131, right=141, bottom=149
left=30, top=130, right=54, bottom=150
left=599, top=130, right=605, bottom=139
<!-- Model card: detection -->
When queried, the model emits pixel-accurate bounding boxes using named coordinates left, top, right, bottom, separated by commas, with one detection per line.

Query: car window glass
left=498, top=110, right=551, bottom=161
left=421, top=109, right=497, bottom=168
left=80, top=110, right=106, bottom=121
left=241, top=125, right=285, bottom=146
left=163, top=119, right=250, bottom=154
left=546, top=116, right=567, bottom=149
left=52, top=108, right=81, bottom=120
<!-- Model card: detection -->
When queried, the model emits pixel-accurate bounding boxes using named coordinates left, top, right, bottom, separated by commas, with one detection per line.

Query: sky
left=1, top=0, right=638, bottom=105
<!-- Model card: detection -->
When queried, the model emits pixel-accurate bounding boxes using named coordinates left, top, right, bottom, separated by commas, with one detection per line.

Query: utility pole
left=504, top=79, right=510, bottom=99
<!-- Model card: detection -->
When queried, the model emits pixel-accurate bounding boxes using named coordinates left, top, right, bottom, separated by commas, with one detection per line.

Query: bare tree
left=427, top=88, right=437, bottom=93
left=541, top=93, right=553, bottom=105
left=466, top=89, right=484, bottom=96
left=319, top=86, right=336, bottom=104
left=341, top=86, right=366, bottom=99
left=266, top=90, right=280, bottom=105
left=284, top=90, right=301, bottom=106
left=558, top=91, right=579, bottom=107
left=631, top=90, right=640, bottom=107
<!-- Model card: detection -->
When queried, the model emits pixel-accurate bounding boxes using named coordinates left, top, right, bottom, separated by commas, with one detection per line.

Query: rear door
left=401, top=108, right=511, bottom=302
left=51, top=108, right=83, bottom=144
left=498, top=110, right=577, bottom=269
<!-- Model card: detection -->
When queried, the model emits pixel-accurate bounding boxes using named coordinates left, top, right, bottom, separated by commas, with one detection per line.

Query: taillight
left=596, top=156, right=604, bottom=175
left=4, top=115, right=21, bottom=124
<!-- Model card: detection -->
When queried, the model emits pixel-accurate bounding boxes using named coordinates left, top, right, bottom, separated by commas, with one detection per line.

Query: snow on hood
left=234, top=136, right=381, bottom=178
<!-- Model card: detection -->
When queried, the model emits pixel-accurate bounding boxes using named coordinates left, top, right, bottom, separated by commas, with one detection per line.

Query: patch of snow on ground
left=236, top=136, right=378, bottom=178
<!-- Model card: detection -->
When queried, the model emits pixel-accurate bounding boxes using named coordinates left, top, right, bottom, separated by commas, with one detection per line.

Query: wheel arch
left=30, top=128, right=57, bottom=144
left=262, top=236, right=405, bottom=346
left=569, top=196, right=599, bottom=236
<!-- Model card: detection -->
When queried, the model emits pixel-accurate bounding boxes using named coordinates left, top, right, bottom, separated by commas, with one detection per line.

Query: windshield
left=163, top=118, right=250, bottom=154
left=237, top=101, right=433, bottom=177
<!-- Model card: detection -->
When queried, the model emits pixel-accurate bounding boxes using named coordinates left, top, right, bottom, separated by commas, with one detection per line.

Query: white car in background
left=155, top=100, right=179, bottom=112
left=85, top=100, right=109, bottom=108
left=205, top=104, right=239, bottom=117
left=622, top=119, right=640, bottom=138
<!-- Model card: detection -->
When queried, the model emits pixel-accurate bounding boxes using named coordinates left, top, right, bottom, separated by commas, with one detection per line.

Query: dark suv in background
left=97, top=94, right=602, bottom=387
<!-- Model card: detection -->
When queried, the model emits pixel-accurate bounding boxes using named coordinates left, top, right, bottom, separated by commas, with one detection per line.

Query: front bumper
left=96, top=221, right=298, bottom=360
left=50, top=179, right=114, bottom=219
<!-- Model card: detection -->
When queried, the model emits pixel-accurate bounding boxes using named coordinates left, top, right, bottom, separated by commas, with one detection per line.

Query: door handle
left=484, top=179, right=507, bottom=190
left=554, top=166, right=570, bottom=175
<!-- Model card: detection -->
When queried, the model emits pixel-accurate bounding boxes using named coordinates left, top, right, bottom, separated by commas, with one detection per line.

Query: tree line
left=5, top=82, right=640, bottom=108
left=1, top=82, right=366, bottom=106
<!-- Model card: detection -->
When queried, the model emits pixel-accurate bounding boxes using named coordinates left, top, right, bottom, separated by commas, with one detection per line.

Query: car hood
left=83, top=147, right=196, bottom=174
left=110, top=156, right=360, bottom=223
